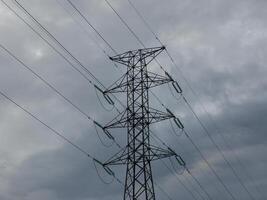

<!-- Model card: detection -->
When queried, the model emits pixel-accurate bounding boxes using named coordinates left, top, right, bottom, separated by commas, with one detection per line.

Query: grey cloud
left=0, top=0, right=266, bottom=199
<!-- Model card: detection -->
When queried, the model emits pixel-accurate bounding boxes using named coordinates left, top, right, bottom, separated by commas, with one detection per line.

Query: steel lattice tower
left=103, top=46, right=182, bottom=200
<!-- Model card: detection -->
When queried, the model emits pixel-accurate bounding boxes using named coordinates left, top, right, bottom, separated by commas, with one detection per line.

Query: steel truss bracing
left=103, top=46, right=179, bottom=200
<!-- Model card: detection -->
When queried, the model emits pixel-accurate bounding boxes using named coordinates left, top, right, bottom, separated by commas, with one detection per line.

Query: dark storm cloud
left=0, top=0, right=266, bottom=200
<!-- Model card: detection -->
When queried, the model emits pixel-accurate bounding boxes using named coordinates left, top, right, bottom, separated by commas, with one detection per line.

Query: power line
left=183, top=97, right=255, bottom=200
left=183, top=130, right=237, bottom=200
left=103, top=0, right=174, bottom=82
left=0, top=89, right=126, bottom=186
left=160, top=158, right=199, bottom=200
left=153, top=87, right=253, bottom=199
left=13, top=0, right=124, bottom=115
left=181, top=173, right=206, bottom=200
left=0, top=43, right=121, bottom=148
left=3, top=2, right=205, bottom=199
left=84, top=0, right=242, bottom=195
left=55, top=0, right=118, bottom=68
left=186, top=168, right=213, bottom=200
left=1, top=8, right=181, bottom=200
left=0, top=0, right=94, bottom=86
left=47, top=7, right=209, bottom=198
left=65, top=0, right=118, bottom=55
left=193, top=95, right=265, bottom=200
left=150, top=89, right=236, bottom=199
left=2, top=33, right=206, bottom=200
left=13, top=0, right=105, bottom=89
left=104, top=0, right=146, bottom=48
left=151, top=132, right=213, bottom=200
left=3, top=0, right=260, bottom=198
left=0, top=90, right=93, bottom=159
left=154, top=182, right=175, bottom=200
left=58, top=1, right=171, bottom=117
left=2, top=0, right=125, bottom=112
left=125, top=2, right=258, bottom=199
left=0, top=43, right=93, bottom=121
left=128, top=0, right=262, bottom=199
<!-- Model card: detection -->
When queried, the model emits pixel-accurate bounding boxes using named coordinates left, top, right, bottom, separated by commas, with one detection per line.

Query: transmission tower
left=103, top=46, right=184, bottom=200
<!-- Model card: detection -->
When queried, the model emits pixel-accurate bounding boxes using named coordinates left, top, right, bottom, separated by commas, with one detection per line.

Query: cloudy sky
left=0, top=0, right=266, bottom=199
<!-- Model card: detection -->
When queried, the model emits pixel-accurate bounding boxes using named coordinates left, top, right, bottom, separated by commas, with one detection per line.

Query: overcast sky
left=0, top=0, right=266, bottom=199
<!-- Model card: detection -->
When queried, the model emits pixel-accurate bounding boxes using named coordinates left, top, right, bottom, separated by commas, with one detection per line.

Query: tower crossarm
left=109, top=46, right=165, bottom=66
left=104, top=71, right=172, bottom=94
left=104, top=107, right=174, bottom=129
left=103, top=145, right=177, bottom=166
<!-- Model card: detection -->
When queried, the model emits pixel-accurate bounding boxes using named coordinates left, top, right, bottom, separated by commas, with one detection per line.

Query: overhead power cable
left=103, top=0, right=146, bottom=48
left=113, top=0, right=254, bottom=195
left=183, top=97, right=255, bottom=200
left=4, top=1, right=254, bottom=199
left=181, top=173, right=206, bottom=200
left=103, top=0, right=174, bottom=80
left=13, top=0, right=105, bottom=89
left=151, top=133, right=213, bottom=200
left=55, top=0, right=119, bottom=68
left=60, top=0, right=247, bottom=198
left=0, top=0, right=94, bottom=86
left=153, top=86, right=254, bottom=199
left=65, top=0, right=117, bottom=55
left=0, top=44, right=121, bottom=148
left=0, top=90, right=93, bottom=158
left=126, top=2, right=258, bottom=199
left=160, top=158, right=199, bottom=200
left=1, top=0, right=125, bottom=111
left=154, top=182, right=175, bottom=200
left=193, top=97, right=265, bottom=200
left=3, top=1, right=207, bottom=198
left=149, top=94, right=235, bottom=199
left=185, top=168, right=213, bottom=200
left=0, top=89, right=125, bottom=185
left=0, top=44, right=93, bottom=121
left=11, top=0, right=123, bottom=112
left=183, top=130, right=237, bottom=200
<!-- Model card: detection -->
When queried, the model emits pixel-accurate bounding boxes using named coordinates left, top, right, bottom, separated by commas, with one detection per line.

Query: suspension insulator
left=103, top=165, right=115, bottom=177
left=172, top=81, right=183, bottom=94
left=175, top=155, right=186, bottom=167
left=173, top=117, right=184, bottom=130
left=167, top=147, right=177, bottom=156
left=94, top=121, right=115, bottom=140
left=103, top=92, right=114, bottom=105
left=94, top=85, right=114, bottom=106
left=166, top=108, right=184, bottom=129
left=93, top=158, right=115, bottom=176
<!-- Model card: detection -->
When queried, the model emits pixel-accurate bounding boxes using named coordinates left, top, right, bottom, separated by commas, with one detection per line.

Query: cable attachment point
left=167, top=147, right=186, bottom=167
left=103, top=165, right=115, bottom=177
left=166, top=108, right=175, bottom=117
left=165, top=72, right=182, bottom=93
left=165, top=71, right=174, bottom=82
left=94, top=121, right=115, bottom=140
left=167, top=147, right=177, bottom=156
left=166, top=108, right=184, bottom=129
left=93, top=158, right=115, bottom=184
left=94, top=85, right=114, bottom=106
left=93, top=159, right=115, bottom=177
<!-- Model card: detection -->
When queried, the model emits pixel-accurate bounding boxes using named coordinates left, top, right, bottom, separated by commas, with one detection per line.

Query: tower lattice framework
left=103, top=46, right=180, bottom=200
